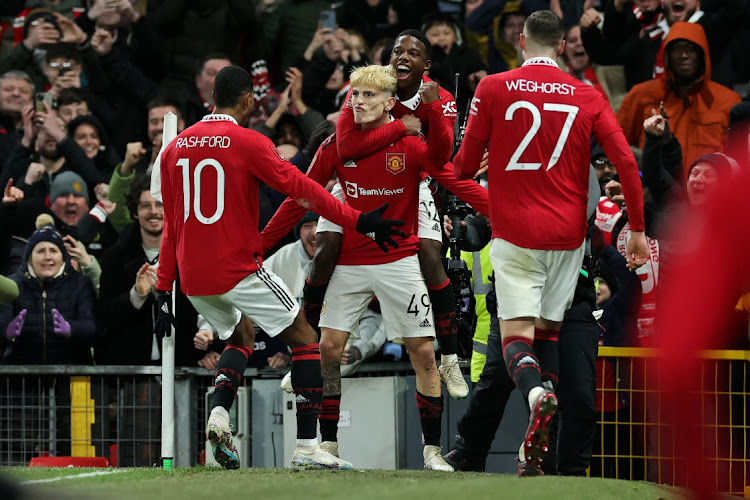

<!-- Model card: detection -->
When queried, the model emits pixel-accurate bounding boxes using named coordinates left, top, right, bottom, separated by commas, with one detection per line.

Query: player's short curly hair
left=349, top=65, right=398, bottom=97
left=213, top=65, right=253, bottom=108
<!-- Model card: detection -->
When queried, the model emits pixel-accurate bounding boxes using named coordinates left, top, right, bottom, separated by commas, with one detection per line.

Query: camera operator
left=443, top=166, right=601, bottom=477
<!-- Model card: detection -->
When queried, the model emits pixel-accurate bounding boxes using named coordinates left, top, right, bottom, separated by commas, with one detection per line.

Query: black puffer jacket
left=0, top=258, right=98, bottom=365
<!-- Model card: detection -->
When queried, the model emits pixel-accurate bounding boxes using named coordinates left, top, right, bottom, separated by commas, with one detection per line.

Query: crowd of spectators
left=0, top=1, right=749, bottom=451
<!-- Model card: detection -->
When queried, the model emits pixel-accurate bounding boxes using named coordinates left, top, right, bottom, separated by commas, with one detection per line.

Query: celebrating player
left=453, top=10, right=649, bottom=475
left=305, top=30, right=470, bottom=399
left=154, top=65, right=404, bottom=470
left=262, top=64, right=489, bottom=471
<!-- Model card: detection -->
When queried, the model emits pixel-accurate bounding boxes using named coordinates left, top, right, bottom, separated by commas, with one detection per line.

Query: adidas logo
left=432, top=223, right=440, bottom=232
left=160, top=303, right=169, bottom=313
left=344, top=160, right=357, bottom=168
left=419, top=318, right=432, bottom=328
left=215, top=374, right=230, bottom=385
left=296, top=394, right=310, bottom=404
left=366, top=232, right=376, bottom=240
left=517, top=355, right=539, bottom=367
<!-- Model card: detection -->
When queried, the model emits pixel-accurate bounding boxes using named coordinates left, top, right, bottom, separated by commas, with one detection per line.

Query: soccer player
left=453, top=10, right=650, bottom=475
left=304, top=30, right=470, bottom=400
left=261, top=64, right=489, bottom=471
left=154, top=65, right=404, bottom=470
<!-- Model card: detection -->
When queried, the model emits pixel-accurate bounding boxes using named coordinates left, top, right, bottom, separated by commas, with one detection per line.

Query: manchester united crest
left=386, top=153, right=405, bottom=175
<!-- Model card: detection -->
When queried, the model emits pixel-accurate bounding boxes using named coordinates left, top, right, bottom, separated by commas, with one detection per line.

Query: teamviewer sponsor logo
left=345, top=181, right=358, bottom=198
left=344, top=181, right=405, bottom=198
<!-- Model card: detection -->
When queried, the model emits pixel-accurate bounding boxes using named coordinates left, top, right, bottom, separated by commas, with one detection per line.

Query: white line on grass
left=21, top=469, right=127, bottom=484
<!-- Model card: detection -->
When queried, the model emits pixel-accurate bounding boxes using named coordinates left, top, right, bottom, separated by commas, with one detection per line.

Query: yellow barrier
left=593, top=347, right=749, bottom=496
left=70, top=376, right=96, bottom=457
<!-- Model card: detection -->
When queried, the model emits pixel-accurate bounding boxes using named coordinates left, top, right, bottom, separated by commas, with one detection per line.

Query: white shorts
left=490, top=238, right=585, bottom=322
left=316, top=178, right=443, bottom=242
left=187, top=268, right=300, bottom=340
left=319, top=255, right=435, bottom=344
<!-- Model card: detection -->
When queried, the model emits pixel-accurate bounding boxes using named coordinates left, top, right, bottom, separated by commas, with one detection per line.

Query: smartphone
left=320, top=10, right=336, bottom=31
left=35, top=92, right=53, bottom=112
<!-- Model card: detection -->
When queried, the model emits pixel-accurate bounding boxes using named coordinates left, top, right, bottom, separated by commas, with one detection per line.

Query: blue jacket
left=0, top=260, right=98, bottom=365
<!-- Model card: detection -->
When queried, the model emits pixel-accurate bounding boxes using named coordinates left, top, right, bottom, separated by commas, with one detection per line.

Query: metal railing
left=0, top=349, right=747, bottom=496
left=594, top=347, right=749, bottom=496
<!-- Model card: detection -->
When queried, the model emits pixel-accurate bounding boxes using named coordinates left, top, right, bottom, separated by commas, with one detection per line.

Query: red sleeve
left=336, top=88, right=406, bottom=161
left=453, top=78, right=490, bottom=179
left=423, top=100, right=453, bottom=167
left=595, top=105, right=645, bottom=232
left=429, top=161, right=490, bottom=217
left=156, top=148, right=178, bottom=291
left=259, top=141, right=339, bottom=253
left=434, top=86, right=457, bottom=146
left=252, top=138, right=358, bottom=232
left=453, top=134, right=486, bottom=179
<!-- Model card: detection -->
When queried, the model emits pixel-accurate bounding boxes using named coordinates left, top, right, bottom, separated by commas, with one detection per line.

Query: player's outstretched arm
left=453, top=134, right=487, bottom=179
left=430, top=161, right=489, bottom=217
left=355, top=202, right=405, bottom=253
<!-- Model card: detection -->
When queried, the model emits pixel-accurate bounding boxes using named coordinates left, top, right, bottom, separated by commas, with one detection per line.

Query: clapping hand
left=51, top=308, right=71, bottom=337
left=6, top=309, right=27, bottom=339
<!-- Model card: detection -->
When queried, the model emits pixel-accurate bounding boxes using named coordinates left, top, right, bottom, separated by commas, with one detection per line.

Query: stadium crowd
left=0, top=0, right=749, bottom=481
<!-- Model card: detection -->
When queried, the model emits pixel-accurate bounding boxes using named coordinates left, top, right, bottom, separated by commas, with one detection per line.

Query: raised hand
left=418, top=81, right=440, bottom=104
left=51, top=308, right=71, bottom=337
left=24, top=162, right=46, bottom=186
left=63, top=235, right=92, bottom=268
left=3, top=179, right=24, bottom=206
left=54, top=13, right=87, bottom=44
left=6, top=309, right=27, bottom=339
left=91, top=28, right=114, bottom=56
left=355, top=202, right=406, bottom=252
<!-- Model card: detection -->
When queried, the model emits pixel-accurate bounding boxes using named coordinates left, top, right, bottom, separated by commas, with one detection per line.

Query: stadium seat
left=28, top=456, right=110, bottom=467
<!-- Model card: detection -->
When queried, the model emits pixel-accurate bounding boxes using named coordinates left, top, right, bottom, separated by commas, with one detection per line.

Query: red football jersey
left=454, top=57, right=644, bottom=250
left=156, top=114, right=361, bottom=296
left=336, top=76, right=457, bottom=162
left=261, top=106, right=488, bottom=265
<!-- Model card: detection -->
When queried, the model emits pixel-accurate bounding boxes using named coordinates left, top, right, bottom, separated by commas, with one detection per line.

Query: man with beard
left=0, top=70, right=33, bottom=161
left=0, top=99, right=108, bottom=204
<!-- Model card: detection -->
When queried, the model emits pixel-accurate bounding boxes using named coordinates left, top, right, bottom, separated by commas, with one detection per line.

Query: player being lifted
left=303, top=30, right=471, bottom=400
left=261, top=64, right=489, bottom=471
left=453, top=11, right=649, bottom=475
left=154, top=65, right=404, bottom=470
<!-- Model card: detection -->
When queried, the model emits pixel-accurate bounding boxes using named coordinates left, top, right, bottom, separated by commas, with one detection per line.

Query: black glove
left=154, top=290, right=175, bottom=338
left=355, top=202, right=405, bottom=253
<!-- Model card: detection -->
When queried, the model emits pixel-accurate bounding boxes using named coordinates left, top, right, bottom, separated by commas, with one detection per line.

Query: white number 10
left=504, top=101, right=579, bottom=171
left=176, top=158, right=225, bottom=224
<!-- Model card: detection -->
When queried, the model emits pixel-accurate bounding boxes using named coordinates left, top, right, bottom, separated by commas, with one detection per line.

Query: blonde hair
left=349, top=64, right=398, bottom=97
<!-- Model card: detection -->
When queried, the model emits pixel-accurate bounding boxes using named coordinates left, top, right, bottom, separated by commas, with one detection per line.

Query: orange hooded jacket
left=616, top=22, right=741, bottom=178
